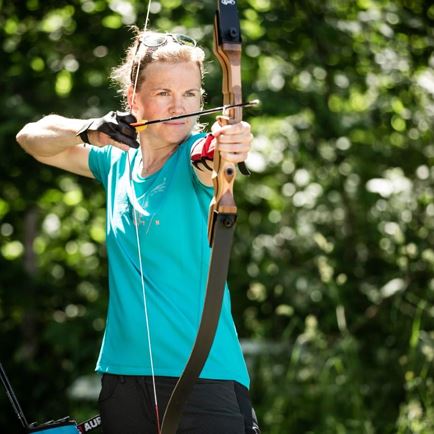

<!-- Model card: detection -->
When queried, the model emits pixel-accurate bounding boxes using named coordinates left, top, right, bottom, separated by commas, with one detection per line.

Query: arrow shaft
left=130, top=100, right=258, bottom=128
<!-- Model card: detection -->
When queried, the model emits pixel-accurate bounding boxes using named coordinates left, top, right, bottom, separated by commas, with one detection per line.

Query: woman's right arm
left=16, top=115, right=95, bottom=178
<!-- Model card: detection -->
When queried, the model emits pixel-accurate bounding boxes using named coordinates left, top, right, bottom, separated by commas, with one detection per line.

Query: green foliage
left=1, top=0, right=433, bottom=433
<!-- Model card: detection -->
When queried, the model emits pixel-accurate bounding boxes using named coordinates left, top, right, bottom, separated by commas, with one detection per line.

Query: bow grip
left=207, top=115, right=238, bottom=245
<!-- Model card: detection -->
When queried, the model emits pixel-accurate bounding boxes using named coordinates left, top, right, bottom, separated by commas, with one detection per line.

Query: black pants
left=98, top=375, right=260, bottom=434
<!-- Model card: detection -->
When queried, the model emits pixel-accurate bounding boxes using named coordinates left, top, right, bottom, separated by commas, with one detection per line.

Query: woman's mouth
left=164, top=121, right=186, bottom=126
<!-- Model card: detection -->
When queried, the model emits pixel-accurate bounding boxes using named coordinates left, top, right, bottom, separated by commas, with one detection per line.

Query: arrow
left=131, top=99, right=259, bottom=131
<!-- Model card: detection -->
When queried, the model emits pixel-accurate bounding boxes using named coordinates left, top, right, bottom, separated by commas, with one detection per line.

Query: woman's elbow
left=16, top=126, right=32, bottom=153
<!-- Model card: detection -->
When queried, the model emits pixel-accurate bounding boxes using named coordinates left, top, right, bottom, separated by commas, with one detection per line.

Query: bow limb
left=213, top=0, right=242, bottom=118
left=159, top=2, right=243, bottom=433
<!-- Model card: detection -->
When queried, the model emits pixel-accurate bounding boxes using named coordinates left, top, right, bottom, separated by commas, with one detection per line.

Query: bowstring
left=131, top=1, right=151, bottom=106
left=127, top=0, right=161, bottom=432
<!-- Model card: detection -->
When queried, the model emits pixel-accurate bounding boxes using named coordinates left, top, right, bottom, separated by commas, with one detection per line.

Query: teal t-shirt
left=88, top=134, right=250, bottom=388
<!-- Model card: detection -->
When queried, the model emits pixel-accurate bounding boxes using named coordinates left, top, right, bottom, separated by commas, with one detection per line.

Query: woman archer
left=16, top=29, right=260, bottom=434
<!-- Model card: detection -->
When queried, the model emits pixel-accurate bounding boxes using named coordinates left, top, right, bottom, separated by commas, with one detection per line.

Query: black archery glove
left=76, top=111, right=140, bottom=149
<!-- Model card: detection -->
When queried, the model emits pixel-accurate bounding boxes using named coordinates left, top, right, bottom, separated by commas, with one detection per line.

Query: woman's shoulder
left=179, top=132, right=207, bottom=158
left=185, top=132, right=207, bottom=147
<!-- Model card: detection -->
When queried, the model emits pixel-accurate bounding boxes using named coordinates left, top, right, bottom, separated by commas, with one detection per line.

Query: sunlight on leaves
left=1, top=241, right=24, bottom=260
left=55, top=70, right=73, bottom=97
left=102, top=14, right=123, bottom=29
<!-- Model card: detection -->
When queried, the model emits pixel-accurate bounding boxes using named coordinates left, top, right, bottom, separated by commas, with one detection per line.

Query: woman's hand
left=78, top=111, right=140, bottom=151
left=211, top=120, right=253, bottom=163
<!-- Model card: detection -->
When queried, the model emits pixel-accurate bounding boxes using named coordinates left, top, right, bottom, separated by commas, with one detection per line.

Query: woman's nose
left=169, top=96, right=185, bottom=114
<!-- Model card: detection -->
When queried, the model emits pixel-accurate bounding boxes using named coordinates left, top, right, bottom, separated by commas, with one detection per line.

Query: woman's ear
left=127, top=85, right=136, bottom=113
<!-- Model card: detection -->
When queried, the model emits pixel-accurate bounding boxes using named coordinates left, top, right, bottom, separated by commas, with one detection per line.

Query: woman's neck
left=139, top=142, right=177, bottom=177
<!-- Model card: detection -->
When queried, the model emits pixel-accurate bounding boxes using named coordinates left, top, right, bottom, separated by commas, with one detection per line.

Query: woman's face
left=129, top=61, right=202, bottom=148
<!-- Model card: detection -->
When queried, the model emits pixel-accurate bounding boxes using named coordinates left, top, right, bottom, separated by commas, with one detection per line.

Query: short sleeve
left=88, top=146, right=114, bottom=188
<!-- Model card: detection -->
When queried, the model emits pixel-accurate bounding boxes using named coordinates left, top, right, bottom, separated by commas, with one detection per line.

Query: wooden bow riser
left=208, top=17, right=243, bottom=246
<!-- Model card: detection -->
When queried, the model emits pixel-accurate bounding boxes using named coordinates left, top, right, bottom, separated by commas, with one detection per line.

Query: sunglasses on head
left=131, top=33, right=197, bottom=83
left=142, top=33, right=197, bottom=48
left=134, top=33, right=197, bottom=56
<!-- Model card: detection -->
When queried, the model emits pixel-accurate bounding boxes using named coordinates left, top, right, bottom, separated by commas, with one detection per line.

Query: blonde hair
left=111, top=28, right=206, bottom=110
